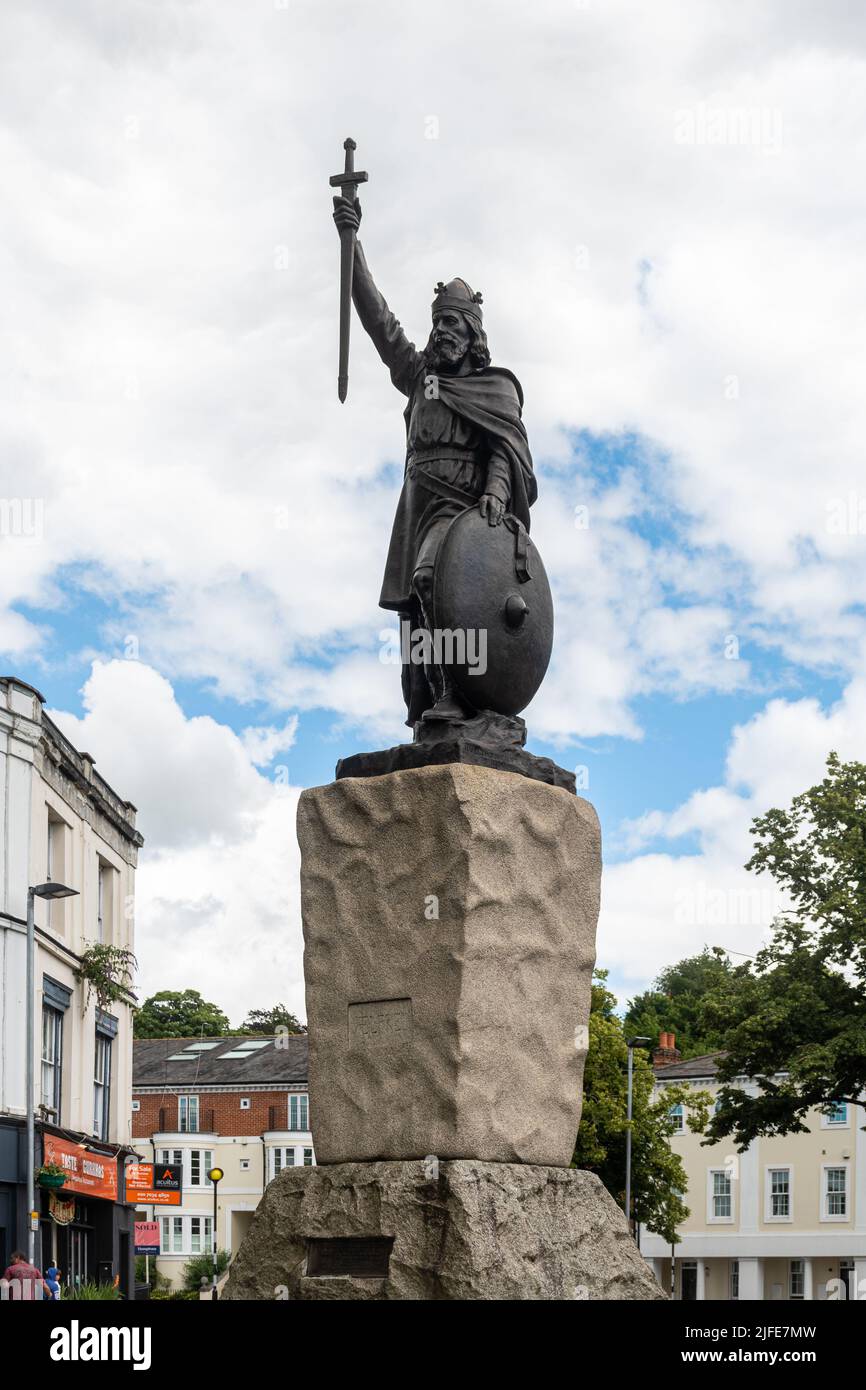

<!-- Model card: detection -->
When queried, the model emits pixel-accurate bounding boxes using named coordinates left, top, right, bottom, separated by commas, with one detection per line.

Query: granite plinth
left=222, top=1160, right=666, bottom=1301
left=299, top=763, right=600, bottom=1166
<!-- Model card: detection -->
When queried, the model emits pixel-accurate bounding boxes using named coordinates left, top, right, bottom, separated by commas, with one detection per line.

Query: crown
left=432, top=278, right=483, bottom=325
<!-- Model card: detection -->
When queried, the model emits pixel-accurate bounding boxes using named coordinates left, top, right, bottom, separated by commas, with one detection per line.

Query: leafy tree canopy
left=624, top=949, right=734, bottom=1059
left=701, top=752, right=866, bottom=1150
left=237, top=1004, right=307, bottom=1035
left=134, top=989, right=230, bottom=1039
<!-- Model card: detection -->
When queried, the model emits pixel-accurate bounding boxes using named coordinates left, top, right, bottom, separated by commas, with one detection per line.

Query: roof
left=133, top=1035, right=308, bottom=1086
left=653, top=1052, right=723, bottom=1080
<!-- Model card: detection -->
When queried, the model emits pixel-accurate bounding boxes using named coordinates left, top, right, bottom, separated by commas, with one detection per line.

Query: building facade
left=0, top=676, right=143, bottom=1293
left=643, top=1046, right=866, bottom=1300
left=132, top=1033, right=313, bottom=1288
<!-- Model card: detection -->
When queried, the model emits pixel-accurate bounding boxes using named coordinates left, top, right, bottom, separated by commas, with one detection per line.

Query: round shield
left=432, top=506, right=553, bottom=716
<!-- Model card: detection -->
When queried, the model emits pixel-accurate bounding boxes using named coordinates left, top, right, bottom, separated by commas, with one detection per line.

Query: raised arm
left=333, top=196, right=424, bottom=396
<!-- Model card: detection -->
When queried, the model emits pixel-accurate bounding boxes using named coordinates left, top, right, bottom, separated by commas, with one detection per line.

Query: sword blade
left=337, top=226, right=355, bottom=402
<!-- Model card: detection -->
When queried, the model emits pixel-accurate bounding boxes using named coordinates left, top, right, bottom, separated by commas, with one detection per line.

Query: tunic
left=352, top=241, right=536, bottom=612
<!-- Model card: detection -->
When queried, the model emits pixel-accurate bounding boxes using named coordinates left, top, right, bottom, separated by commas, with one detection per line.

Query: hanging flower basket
left=37, top=1162, right=68, bottom=1190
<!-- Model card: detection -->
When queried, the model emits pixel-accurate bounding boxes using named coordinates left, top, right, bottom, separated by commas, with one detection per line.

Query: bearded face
left=428, top=310, right=472, bottom=372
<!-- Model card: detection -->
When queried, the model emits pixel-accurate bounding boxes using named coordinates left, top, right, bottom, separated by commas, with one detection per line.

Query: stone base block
left=222, top=1160, right=666, bottom=1301
left=299, top=764, right=600, bottom=1167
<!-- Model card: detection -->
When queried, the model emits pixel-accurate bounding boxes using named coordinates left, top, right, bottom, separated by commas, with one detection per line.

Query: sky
left=2, top=0, right=865, bottom=1025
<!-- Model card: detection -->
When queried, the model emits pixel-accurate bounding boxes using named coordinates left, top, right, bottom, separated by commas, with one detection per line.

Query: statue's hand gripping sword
left=329, top=137, right=368, bottom=403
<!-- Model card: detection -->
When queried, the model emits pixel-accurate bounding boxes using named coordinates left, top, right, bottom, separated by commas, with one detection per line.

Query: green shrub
left=134, top=1256, right=168, bottom=1289
left=181, top=1250, right=230, bottom=1291
left=151, top=1288, right=200, bottom=1300
left=70, top=1280, right=122, bottom=1300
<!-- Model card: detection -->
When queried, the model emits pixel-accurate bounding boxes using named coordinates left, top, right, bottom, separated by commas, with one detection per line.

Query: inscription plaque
left=306, top=1236, right=394, bottom=1279
left=348, top=997, right=412, bottom=1048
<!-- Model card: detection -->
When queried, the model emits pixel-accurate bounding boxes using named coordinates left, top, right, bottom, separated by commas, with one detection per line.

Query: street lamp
left=206, top=1167, right=224, bottom=1299
left=26, top=881, right=78, bottom=1264
left=625, top=1035, right=651, bottom=1242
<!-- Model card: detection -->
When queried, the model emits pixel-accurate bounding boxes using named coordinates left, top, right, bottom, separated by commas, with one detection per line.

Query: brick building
left=132, top=1033, right=312, bottom=1287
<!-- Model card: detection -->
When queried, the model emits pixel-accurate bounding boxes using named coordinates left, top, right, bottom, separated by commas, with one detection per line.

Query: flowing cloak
left=379, top=368, right=537, bottom=611
left=350, top=240, right=537, bottom=611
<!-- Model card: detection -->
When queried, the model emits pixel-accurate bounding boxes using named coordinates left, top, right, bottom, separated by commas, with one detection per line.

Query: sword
left=329, top=137, right=368, bottom=403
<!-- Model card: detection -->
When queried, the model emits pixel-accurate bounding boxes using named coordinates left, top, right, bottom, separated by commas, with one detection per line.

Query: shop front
left=38, top=1131, right=136, bottom=1296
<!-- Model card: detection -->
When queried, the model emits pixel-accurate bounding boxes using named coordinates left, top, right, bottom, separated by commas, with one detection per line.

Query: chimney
left=653, top=1031, right=681, bottom=1066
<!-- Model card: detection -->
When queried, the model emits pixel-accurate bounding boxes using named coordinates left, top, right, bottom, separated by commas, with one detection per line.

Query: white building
left=0, top=676, right=143, bottom=1292
left=643, top=1046, right=866, bottom=1300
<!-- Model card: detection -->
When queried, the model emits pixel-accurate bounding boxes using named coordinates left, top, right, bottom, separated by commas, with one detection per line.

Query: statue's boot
left=420, top=670, right=471, bottom=722
left=412, top=563, right=472, bottom=723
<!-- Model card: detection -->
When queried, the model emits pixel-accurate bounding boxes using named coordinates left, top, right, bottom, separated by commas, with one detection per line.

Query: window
left=93, top=1033, right=112, bottom=1140
left=289, top=1094, right=309, bottom=1131
left=823, top=1102, right=848, bottom=1127
left=766, top=1167, right=791, bottom=1221
left=240, top=1159, right=250, bottom=1171
left=159, top=1148, right=184, bottom=1184
left=159, top=1215, right=211, bottom=1256
left=97, top=856, right=115, bottom=945
left=240, top=1098, right=251, bottom=1110
left=161, top=1216, right=184, bottom=1254
left=822, top=1166, right=848, bottom=1220
left=303, top=1148, right=314, bottom=1165
left=131, top=1100, right=140, bottom=1112
left=668, top=1102, right=684, bottom=1134
left=189, top=1150, right=214, bottom=1187
left=45, top=813, right=67, bottom=930
left=789, top=1260, right=804, bottom=1299
left=47, top=811, right=66, bottom=878
left=41, top=1005, right=63, bottom=1117
left=729, top=1261, right=739, bottom=1300
left=709, top=1169, right=733, bottom=1221
left=179, top=1096, right=199, bottom=1133
left=158, top=1217, right=211, bottom=1262
left=271, top=1147, right=295, bottom=1178
left=189, top=1217, right=213, bottom=1255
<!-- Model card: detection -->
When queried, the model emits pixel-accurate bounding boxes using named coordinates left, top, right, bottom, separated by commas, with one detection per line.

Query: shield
left=432, top=506, right=553, bottom=716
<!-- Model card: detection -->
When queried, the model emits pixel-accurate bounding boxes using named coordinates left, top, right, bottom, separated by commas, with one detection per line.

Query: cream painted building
left=643, top=1050, right=866, bottom=1301
left=132, top=1034, right=314, bottom=1289
left=0, top=676, right=143, bottom=1293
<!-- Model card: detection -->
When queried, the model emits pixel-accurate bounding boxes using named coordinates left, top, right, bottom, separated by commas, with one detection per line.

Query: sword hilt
left=330, top=136, right=368, bottom=202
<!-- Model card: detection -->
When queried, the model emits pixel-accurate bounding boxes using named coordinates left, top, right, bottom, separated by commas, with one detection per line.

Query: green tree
left=624, top=949, right=734, bottom=1059
left=575, top=971, right=711, bottom=1244
left=134, top=989, right=230, bottom=1039
left=237, top=1004, right=307, bottom=1035
left=701, top=752, right=866, bottom=1150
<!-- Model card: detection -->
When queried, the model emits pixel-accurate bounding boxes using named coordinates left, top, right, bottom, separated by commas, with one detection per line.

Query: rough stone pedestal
left=299, top=763, right=600, bottom=1167
left=222, top=1160, right=666, bottom=1301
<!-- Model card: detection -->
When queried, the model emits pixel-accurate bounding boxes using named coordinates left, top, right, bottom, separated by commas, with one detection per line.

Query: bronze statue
left=331, top=140, right=556, bottom=769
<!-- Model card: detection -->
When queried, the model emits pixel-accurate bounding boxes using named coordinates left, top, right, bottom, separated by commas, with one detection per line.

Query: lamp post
left=625, top=1035, right=651, bottom=1242
left=26, top=881, right=78, bottom=1264
left=206, top=1167, right=224, bottom=1299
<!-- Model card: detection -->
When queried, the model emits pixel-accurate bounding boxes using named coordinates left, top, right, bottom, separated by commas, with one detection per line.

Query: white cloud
left=49, top=660, right=305, bottom=1020
left=240, top=715, right=298, bottom=768
left=602, top=675, right=866, bottom=1003
left=1, top=0, right=864, bottom=741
